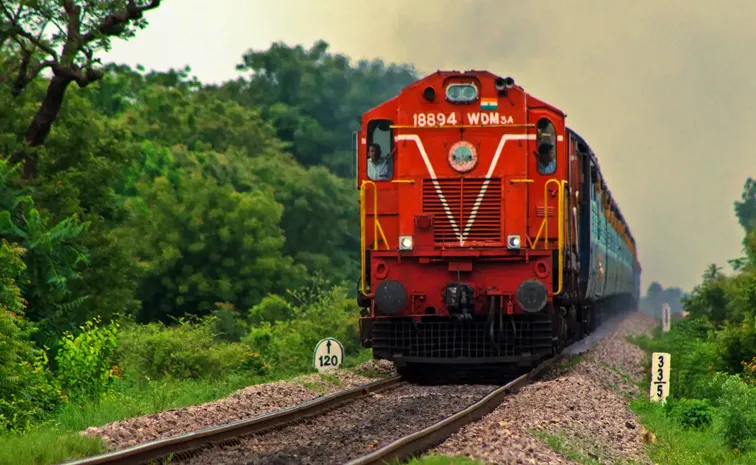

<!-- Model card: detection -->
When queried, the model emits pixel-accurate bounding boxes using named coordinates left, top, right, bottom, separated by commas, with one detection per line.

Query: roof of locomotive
left=362, top=70, right=639, bottom=263
left=363, top=69, right=568, bottom=117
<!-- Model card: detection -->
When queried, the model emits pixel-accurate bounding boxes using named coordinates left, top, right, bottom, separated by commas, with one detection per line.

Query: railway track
left=62, top=376, right=404, bottom=465
left=62, top=356, right=560, bottom=465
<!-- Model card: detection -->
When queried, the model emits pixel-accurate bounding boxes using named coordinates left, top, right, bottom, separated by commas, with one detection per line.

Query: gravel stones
left=431, top=311, right=658, bottom=465
left=81, top=370, right=374, bottom=451
left=181, top=382, right=497, bottom=465
left=353, top=359, right=397, bottom=378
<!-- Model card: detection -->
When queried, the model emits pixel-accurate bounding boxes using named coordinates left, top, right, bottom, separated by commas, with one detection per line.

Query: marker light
left=399, top=236, right=414, bottom=250
left=507, top=235, right=521, bottom=249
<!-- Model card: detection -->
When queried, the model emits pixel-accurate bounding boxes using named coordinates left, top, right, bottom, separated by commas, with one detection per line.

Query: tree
left=644, top=281, right=664, bottom=318
left=226, top=40, right=417, bottom=177
left=124, top=167, right=308, bottom=322
left=683, top=264, right=729, bottom=326
left=735, top=178, right=756, bottom=234
left=0, top=0, right=162, bottom=179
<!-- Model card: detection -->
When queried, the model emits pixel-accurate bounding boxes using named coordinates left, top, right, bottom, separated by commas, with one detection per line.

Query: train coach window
left=367, top=119, right=394, bottom=181
left=536, top=118, right=556, bottom=175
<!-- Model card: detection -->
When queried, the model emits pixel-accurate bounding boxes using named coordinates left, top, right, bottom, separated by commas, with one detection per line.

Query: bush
left=55, top=318, right=120, bottom=402
left=717, top=375, right=756, bottom=451
left=0, top=241, right=61, bottom=431
left=716, top=321, right=756, bottom=375
left=211, top=302, right=248, bottom=342
left=743, top=357, right=756, bottom=385
left=243, top=277, right=361, bottom=374
left=664, top=397, right=714, bottom=429
left=117, top=316, right=265, bottom=381
left=633, top=319, right=724, bottom=400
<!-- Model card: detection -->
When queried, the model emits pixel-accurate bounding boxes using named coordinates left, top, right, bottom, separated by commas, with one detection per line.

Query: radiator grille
left=372, top=316, right=554, bottom=359
left=423, top=178, right=502, bottom=243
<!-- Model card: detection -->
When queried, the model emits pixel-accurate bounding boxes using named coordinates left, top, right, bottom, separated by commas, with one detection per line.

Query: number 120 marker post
left=314, top=338, right=344, bottom=372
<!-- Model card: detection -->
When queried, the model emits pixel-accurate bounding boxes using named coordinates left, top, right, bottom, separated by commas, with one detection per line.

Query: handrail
left=531, top=178, right=567, bottom=295
left=360, top=180, right=390, bottom=296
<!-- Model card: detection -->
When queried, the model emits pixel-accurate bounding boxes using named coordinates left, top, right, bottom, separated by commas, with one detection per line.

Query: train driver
left=536, top=141, right=556, bottom=175
left=367, top=143, right=393, bottom=180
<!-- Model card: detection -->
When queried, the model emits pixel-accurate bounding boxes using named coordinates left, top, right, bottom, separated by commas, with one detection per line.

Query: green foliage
left=630, top=397, right=756, bottom=465
left=716, top=320, right=756, bottom=374
left=243, top=275, right=361, bottom=374
left=124, top=168, right=307, bottom=322
left=0, top=429, right=105, bottom=465
left=54, top=318, right=119, bottom=402
left=121, top=78, right=283, bottom=157
left=228, top=40, right=417, bottom=176
left=116, top=316, right=266, bottom=381
left=0, top=240, right=26, bottom=315
left=717, top=375, right=756, bottom=451
left=683, top=265, right=730, bottom=326
left=0, top=241, right=61, bottom=432
left=403, top=456, right=485, bottom=465
left=0, top=158, right=90, bottom=340
left=632, top=319, right=722, bottom=400
left=245, top=155, right=360, bottom=284
left=734, top=177, right=756, bottom=234
left=30, top=87, right=142, bottom=333
left=0, top=40, right=419, bottom=439
left=744, top=357, right=756, bottom=385
left=211, top=302, right=248, bottom=343
left=664, top=397, right=714, bottom=430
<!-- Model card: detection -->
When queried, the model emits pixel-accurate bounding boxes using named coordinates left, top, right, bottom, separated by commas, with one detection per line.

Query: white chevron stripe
left=395, top=133, right=536, bottom=245
left=394, top=134, right=461, bottom=239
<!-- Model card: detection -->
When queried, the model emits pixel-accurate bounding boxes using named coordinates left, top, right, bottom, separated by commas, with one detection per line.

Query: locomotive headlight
left=399, top=235, right=414, bottom=250
left=507, top=235, right=521, bottom=249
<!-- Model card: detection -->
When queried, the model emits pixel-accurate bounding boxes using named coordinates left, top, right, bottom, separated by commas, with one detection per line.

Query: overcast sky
left=102, top=0, right=756, bottom=294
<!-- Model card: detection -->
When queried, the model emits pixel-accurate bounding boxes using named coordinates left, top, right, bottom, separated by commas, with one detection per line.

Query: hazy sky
left=103, top=0, right=756, bottom=293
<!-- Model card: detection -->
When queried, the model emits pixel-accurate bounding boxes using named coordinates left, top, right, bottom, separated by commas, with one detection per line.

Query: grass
left=531, top=429, right=605, bottom=465
left=0, top=429, right=105, bottom=465
left=626, top=326, right=756, bottom=465
left=403, top=455, right=485, bottom=465
left=0, top=348, right=376, bottom=465
left=630, top=396, right=756, bottom=464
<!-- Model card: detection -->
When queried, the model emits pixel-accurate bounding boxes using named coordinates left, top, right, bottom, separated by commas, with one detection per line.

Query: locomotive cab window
left=535, top=118, right=557, bottom=175
left=366, top=119, right=394, bottom=181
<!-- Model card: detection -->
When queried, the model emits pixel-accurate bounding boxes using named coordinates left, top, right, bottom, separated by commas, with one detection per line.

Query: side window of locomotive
left=535, top=118, right=557, bottom=175
left=366, top=119, right=394, bottom=181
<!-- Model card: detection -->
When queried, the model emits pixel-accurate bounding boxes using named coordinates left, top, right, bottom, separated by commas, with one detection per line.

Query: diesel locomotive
left=354, top=70, right=641, bottom=378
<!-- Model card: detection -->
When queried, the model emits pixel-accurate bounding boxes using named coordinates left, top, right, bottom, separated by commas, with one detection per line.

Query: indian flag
left=480, top=98, right=498, bottom=110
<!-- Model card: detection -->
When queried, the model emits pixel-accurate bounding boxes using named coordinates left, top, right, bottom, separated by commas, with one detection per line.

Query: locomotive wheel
left=552, top=312, right=569, bottom=354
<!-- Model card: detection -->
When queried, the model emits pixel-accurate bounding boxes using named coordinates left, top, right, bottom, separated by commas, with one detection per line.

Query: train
left=354, top=70, right=641, bottom=379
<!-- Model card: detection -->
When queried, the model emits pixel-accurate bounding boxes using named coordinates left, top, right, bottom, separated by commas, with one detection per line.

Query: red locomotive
left=355, top=71, right=641, bottom=378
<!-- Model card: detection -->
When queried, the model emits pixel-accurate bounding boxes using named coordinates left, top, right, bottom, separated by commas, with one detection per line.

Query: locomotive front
left=355, top=71, right=569, bottom=375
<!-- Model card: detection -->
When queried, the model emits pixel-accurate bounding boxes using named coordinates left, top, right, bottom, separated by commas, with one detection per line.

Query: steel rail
left=60, top=375, right=404, bottom=465
left=344, top=356, right=562, bottom=465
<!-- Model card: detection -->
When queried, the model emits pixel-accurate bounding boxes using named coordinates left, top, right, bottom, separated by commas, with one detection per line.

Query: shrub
left=716, top=321, right=756, bottom=375
left=116, top=316, right=263, bottom=380
left=663, top=397, right=714, bottom=429
left=55, top=318, right=120, bottom=402
left=717, top=375, right=756, bottom=451
left=211, top=302, right=248, bottom=342
left=743, top=357, right=756, bottom=385
left=0, top=240, right=61, bottom=431
left=243, top=277, right=361, bottom=373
